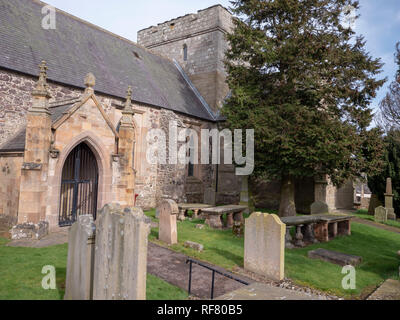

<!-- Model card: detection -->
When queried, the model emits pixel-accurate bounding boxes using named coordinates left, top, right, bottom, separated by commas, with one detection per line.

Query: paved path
left=147, top=243, right=252, bottom=299
left=352, top=217, right=400, bottom=234
left=368, top=279, right=400, bottom=300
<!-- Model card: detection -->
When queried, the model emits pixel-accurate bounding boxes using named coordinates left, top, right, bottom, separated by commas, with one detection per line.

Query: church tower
left=137, top=5, right=234, bottom=114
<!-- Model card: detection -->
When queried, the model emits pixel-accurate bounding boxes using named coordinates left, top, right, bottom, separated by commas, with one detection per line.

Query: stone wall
left=154, top=109, right=214, bottom=207
left=0, top=154, right=23, bottom=225
left=137, top=5, right=234, bottom=112
left=0, top=67, right=215, bottom=222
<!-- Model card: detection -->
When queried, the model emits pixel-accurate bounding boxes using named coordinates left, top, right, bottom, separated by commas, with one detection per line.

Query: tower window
left=183, top=44, right=188, bottom=61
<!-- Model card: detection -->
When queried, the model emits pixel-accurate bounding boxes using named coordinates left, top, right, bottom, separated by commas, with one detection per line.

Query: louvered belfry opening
left=59, top=143, right=99, bottom=226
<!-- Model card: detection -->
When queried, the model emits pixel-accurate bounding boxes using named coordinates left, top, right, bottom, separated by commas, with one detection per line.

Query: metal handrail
left=186, top=258, right=250, bottom=300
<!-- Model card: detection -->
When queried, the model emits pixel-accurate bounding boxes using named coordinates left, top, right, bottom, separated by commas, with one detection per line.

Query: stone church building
left=0, top=0, right=355, bottom=236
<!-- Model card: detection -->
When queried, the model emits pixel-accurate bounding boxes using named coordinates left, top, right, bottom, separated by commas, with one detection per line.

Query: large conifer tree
left=223, top=0, right=386, bottom=216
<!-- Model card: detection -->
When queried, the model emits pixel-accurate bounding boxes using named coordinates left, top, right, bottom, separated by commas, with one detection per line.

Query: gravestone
left=158, top=199, right=178, bottom=245
left=311, top=201, right=329, bottom=215
left=64, top=215, right=96, bottom=300
left=368, top=194, right=382, bottom=215
left=384, top=178, right=397, bottom=221
left=374, top=206, right=388, bottom=223
left=93, top=204, right=151, bottom=300
left=244, top=212, right=286, bottom=281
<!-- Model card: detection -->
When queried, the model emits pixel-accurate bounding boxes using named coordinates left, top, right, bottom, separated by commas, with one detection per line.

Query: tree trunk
left=279, top=175, right=297, bottom=217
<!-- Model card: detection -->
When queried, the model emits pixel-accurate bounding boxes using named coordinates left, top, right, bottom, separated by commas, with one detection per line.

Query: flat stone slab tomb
left=177, top=203, right=214, bottom=221
left=217, top=282, right=326, bottom=300
left=201, top=205, right=247, bottom=229
left=308, top=248, right=362, bottom=266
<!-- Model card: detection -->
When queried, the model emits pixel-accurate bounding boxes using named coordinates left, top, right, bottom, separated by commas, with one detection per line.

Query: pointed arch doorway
left=58, top=142, right=99, bottom=226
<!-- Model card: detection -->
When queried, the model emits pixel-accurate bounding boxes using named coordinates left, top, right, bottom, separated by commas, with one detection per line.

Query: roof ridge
left=31, top=0, right=177, bottom=64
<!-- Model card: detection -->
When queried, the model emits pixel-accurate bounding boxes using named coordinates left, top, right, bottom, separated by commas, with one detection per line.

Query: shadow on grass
left=209, top=247, right=243, bottom=268
left=56, top=267, right=66, bottom=300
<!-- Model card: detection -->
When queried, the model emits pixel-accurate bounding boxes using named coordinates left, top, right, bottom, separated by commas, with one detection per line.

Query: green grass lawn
left=0, top=238, right=187, bottom=300
left=146, top=209, right=400, bottom=299
left=354, top=209, right=400, bottom=229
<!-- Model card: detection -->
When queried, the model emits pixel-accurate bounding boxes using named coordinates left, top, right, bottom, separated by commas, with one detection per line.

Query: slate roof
left=0, top=100, right=77, bottom=152
left=0, top=0, right=216, bottom=121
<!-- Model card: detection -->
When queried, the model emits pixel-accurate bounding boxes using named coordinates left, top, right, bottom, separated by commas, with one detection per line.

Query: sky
left=44, top=0, right=400, bottom=115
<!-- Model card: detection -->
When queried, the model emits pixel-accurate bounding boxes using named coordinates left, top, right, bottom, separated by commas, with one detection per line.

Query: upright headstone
left=93, top=204, right=151, bottom=300
left=64, top=215, right=96, bottom=300
left=374, top=206, right=388, bottom=223
left=368, top=194, right=382, bottom=215
left=384, top=178, right=396, bottom=220
left=158, top=199, right=178, bottom=245
left=311, top=201, right=330, bottom=215
left=244, top=212, right=286, bottom=281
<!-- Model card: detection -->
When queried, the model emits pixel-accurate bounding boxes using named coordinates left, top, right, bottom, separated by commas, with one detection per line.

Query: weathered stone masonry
left=138, top=5, right=234, bottom=113
left=0, top=67, right=215, bottom=226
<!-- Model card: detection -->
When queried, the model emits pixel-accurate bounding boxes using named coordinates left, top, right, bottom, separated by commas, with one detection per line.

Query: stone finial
left=30, top=61, right=51, bottom=114
left=32, top=60, right=51, bottom=97
left=84, top=73, right=96, bottom=94
left=120, top=86, right=135, bottom=129
left=125, top=86, right=132, bottom=106
left=386, top=178, right=393, bottom=195
left=123, top=86, right=134, bottom=115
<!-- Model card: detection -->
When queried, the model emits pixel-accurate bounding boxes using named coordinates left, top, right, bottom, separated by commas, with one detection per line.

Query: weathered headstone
left=93, top=204, right=151, bottom=300
left=384, top=178, right=397, bottom=220
left=311, top=201, right=329, bottom=215
left=158, top=199, right=178, bottom=245
left=244, top=212, right=286, bottom=281
left=374, top=206, right=388, bottom=223
left=368, top=194, right=382, bottom=215
left=64, top=215, right=96, bottom=300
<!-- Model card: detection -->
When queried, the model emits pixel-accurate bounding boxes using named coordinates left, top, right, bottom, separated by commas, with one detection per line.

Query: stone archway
left=58, top=142, right=99, bottom=226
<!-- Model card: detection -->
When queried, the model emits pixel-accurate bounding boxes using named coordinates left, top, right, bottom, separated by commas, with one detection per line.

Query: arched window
left=183, top=44, right=188, bottom=61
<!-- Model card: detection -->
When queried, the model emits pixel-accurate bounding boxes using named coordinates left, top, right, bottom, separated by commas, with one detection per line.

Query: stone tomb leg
left=338, top=220, right=351, bottom=236
left=193, top=209, right=200, bottom=219
left=294, top=225, right=305, bottom=247
left=285, top=227, right=295, bottom=249
left=226, top=213, right=234, bottom=228
left=302, top=223, right=318, bottom=244
left=178, top=209, right=186, bottom=221
left=328, top=222, right=338, bottom=239
left=314, top=221, right=329, bottom=242
left=206, top=213, right=224, bottom=229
